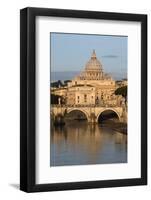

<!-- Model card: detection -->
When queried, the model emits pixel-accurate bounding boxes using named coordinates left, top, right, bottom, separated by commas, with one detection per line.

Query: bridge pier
left=88, top=113, right=96, bottom=123
left=54, top=114, right=65, bottom=126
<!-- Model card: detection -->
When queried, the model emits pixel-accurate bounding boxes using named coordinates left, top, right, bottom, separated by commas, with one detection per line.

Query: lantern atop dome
left=91, top=49, right=97, bottom=59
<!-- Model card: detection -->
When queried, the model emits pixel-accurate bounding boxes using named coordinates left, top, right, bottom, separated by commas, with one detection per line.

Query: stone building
left=52, top=50, right=124, bottom=107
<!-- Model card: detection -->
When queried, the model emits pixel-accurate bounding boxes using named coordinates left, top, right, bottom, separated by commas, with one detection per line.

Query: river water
left=50, top=121, right=127, bottom=166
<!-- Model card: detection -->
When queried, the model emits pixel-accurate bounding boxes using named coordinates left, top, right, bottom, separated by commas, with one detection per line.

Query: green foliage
left=115, top=86, right=127, bottom=98
left=51, top=80, right=63, bottom=88
left=51, top=80, right=71, bottom=88
left=51, top=94, right=59, bottom=104
left=51, top=94, right=62, bottom=104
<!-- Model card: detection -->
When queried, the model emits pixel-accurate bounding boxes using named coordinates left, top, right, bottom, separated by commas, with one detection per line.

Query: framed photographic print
left=20, top=7, right=147, bottom=192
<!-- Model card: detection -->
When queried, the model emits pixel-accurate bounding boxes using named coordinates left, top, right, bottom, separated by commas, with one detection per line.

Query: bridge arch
left=96, top=108, right=121, bottom=123
left=65, top=108, right=89, bottom=121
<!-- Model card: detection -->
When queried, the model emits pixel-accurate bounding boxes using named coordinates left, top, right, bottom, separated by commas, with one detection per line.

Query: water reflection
left=50, top=121, right=127, bottom=166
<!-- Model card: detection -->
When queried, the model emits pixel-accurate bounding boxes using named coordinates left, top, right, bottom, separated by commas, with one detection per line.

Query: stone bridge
left=51, top=105, right=127, bottom=123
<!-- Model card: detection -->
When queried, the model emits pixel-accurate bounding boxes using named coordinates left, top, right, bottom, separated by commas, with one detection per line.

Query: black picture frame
left=20, top=7, right=147, bottom=192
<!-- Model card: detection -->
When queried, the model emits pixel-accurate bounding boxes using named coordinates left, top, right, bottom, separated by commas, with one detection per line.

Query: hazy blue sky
left=50, top=33, right=127, bottom=79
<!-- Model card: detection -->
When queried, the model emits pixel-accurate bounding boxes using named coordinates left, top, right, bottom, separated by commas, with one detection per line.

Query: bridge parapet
left=51, top=104, right=121, bottom=108
left=51, top=104, right=126, bottom=123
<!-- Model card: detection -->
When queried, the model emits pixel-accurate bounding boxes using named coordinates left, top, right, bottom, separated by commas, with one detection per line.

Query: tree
left=51, top=80, right=63, bottom=88
left=51, top=94, right=65, bottom=105
left=51, top=94, right=61, bottom=104
left=115, top=86, right=127, bottom=101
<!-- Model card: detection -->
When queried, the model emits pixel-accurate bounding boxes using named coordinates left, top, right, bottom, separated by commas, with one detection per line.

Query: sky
left=50, top=33, right=128, bottom=80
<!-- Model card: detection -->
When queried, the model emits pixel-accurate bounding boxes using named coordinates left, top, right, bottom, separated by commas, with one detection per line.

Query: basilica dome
left=85, top=50, right=103, bottom=71
left=74, top=50, right=111, bottom=81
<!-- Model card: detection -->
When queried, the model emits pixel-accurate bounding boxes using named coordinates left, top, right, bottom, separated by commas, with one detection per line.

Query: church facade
left=51, top=50, right=125, bottom=107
